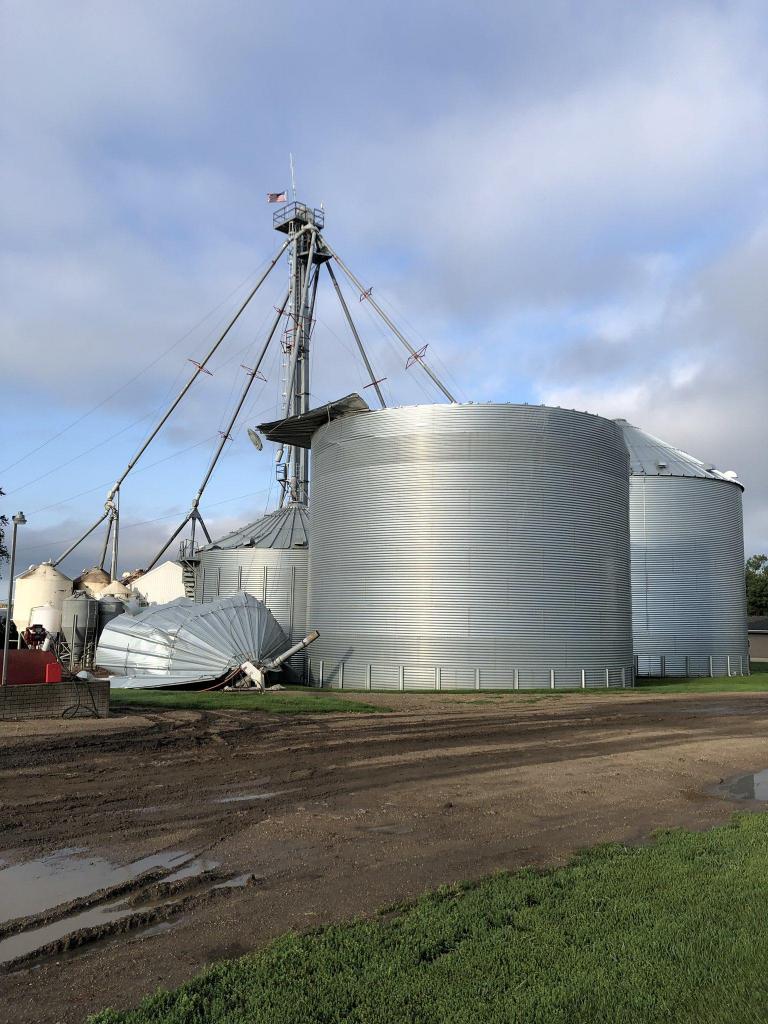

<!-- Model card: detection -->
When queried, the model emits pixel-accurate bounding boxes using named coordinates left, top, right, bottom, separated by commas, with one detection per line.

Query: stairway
left=181, top=559, right=198, bottom=599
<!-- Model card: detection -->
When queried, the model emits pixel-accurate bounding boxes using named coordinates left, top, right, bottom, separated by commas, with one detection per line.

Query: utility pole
left=2, top=511, right=27, bottom=687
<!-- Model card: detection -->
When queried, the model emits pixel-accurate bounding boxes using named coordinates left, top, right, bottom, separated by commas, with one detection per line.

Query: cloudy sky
left=2, top=0, right=766, bottom=589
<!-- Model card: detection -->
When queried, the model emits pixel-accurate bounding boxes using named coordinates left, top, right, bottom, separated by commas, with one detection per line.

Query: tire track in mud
left=0, top=862, right=262, bottom=974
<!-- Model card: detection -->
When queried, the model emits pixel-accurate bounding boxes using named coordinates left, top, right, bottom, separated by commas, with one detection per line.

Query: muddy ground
left=1, top=689, right=768, bottom=1023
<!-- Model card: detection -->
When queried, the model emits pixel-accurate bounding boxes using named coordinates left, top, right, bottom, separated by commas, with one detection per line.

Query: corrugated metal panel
left=629, top=473, right=749, bottom=674
left=201, top=503, right=309, bottom=551
left=95, top=594, right=286, bottom=688
left=258, top=394, right=370, bottom=449
left=195, top=547, right=308, bottom=678
left=306, top=403, right=634, bottom=691
left=618, top=419, right=742, bottom=485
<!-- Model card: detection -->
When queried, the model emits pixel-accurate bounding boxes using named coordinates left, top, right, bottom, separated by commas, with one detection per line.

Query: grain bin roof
left=615, top=420, right=743, bottom=489
left=258, top=393, right=370, bottom=449
left=202, top=502, right=309, bottom=551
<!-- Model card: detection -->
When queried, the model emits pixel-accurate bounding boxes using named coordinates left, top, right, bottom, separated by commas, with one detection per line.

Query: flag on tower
left=267, top=191, right=288, bottom=203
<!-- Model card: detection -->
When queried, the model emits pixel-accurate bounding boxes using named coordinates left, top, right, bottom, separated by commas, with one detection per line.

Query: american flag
left=267, top=191, right=288, bottom=203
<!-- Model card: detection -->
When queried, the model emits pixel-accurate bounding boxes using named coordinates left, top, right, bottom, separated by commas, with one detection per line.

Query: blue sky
left=2, top=0, right=767, bottom=590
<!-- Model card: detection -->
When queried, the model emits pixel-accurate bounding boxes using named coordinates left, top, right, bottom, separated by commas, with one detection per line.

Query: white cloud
left=538, top=216, right=768, bottom=554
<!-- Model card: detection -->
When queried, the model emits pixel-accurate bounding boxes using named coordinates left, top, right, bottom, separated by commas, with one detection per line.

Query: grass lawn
left=637, top=668, right=768, bottom=693
left=110, top=687, right=385, bottom=714
left=91, top=813, right=768, bottom=1024
left=110, top=663, right=768, bottom=709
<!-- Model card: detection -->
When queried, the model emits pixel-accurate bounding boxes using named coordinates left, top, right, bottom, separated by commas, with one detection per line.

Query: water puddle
left=213, top=873, right=253, bottom=889
left=0, top=849, right=191, bottom=922
left=1, top=897, right=143, bottom=965
left=0, top=851, right=253, bottom=969
left=715, top=769, right=768, bottom=801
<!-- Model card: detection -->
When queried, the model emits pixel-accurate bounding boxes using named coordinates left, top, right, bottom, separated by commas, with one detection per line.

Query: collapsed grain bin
left=616, top=420, right=749, bottom=677
left=95, top=593, right=289, bottom=688
left=194, top=503, right=309, bottom=678
left=260, top=398, right=634, bottom=690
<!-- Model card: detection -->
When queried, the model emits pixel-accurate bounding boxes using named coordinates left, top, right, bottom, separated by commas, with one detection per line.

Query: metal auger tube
left=263, top=629, right=320, bottom=671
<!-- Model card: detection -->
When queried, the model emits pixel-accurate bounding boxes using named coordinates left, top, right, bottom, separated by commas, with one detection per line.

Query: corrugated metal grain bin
left=195, top=503, right=309, bottom=678
left=617, top=420, right=749, bottom=677
left=299, top=402, right=633, bottom=690
left=13, top=563, right=72, bottom=632
left=61, top=592, right=99, bottom=664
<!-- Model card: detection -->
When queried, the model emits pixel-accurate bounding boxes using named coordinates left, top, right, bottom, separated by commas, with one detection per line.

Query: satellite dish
left=247, top=428, right=263, bottom=451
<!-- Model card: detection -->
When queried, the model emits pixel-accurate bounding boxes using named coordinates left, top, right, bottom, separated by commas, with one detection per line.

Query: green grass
left=109, top=687, right=384, bottom=714
left=110, top=663, right=768, bottom=711
left=637, top=671, right=768, bottom=693
left=91, top=813, right=768, bottom=1024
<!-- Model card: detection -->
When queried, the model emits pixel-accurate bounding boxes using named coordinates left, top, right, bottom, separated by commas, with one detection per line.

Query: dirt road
left=1, top=690, right=767, bottom=1023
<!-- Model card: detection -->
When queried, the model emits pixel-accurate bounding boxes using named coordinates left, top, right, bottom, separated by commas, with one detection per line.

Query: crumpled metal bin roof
left=258, top=393, right=370, bottom=449
left=95, top=593, right=286, bottom=689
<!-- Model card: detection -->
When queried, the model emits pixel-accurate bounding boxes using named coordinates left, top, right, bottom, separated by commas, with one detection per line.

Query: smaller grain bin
left=616, top=420, right=749, bottom=677
left=98, top=596, right=126, bottom=634
left=99, top=580, right=132, bottom=601
left=29, top=604, right=62, bottom=634
left=61, top=592, right=99, bottom=666
left=195, top=503, right=309, bottom=679
left=13, top=563, right=72, bottom=632
left=73, top=566, right=111, bottom=598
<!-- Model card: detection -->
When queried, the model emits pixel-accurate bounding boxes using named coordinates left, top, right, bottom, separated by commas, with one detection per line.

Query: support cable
left=52, top=235, right=298, bottom=570
left=326, top=263, right=387, bottom=409
left=324, top=244, right=456, bottom=403
left=145, top=290, right=291, bottom=571
left=0, top=256, right=279, bottom=477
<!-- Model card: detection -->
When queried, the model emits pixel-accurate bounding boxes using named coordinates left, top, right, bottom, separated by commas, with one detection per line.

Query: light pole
left=1, top=511, right=26, bottom=688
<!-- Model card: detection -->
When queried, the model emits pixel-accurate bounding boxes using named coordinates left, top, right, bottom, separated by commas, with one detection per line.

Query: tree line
left=747, top=555, right=768, bottom=616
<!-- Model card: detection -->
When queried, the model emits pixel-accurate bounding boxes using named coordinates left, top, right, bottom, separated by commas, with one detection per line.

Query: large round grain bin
left=616, top=420, right=749, bottom=677
left=13, top=563, right=72, bottom=632
left=305, top=403, right=633, bottom=690
left=195, top=503, right=309, bottom=678
left=61, top=592, right=99, bottom=666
